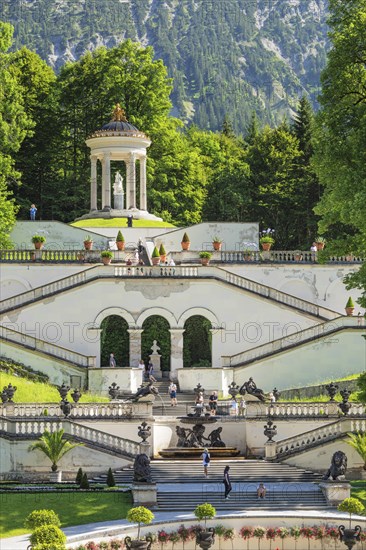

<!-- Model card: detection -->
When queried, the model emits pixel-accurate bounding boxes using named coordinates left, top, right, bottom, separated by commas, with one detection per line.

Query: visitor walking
left=202, top=447, right=210, bottom=478
left=109, top=353, right=116, bottom=368
left=223, top=465, right=232, bottom=499
left=209, top=391, right=218, bottom=416
left=30, top=204, right=37, bottom=220
left=169, top=382, right=177, bottom=406
left=148, top=361, right=156, bottom=383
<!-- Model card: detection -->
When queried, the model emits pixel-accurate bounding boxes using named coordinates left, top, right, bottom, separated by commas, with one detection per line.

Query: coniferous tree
left=80, top=473, right=89, bottom=489
left=106, top=467, right=116, bottom=487
left=75, top=467, right=83, bottom=485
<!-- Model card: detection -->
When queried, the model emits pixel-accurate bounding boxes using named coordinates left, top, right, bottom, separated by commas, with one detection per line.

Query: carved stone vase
left=124, top=536, right=153, bottom=550
left=196, top=528, right=215, bottom=550
left=338, top=525, right=361, bottom=549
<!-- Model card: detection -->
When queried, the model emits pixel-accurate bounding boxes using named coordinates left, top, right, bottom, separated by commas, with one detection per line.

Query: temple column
left=103, top=152, right=111, bottom=211
left=140, top=156, right=147, bottom=210
left=169, top=328, right=185, bottom=382
left=125, top=160, right=130, bottom=210
left=128, top=152, right=136, bottom=209
left=127, top=328, right=144, bottom=367
left=90, top=155, right=97, bottom=211
left=101, top=157, right=106, bottom=209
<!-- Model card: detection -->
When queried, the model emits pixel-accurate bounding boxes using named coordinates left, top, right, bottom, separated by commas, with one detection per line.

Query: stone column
left=140, top=156, right=147, bottom=210
left=125, top=160, right=130, bottom=209
left=169, top=328, right=185, bottom=381
left=85, top=327, right=103, bottom=368
left=210, top=328, right=221, bottom=367
left=90, top=155, right=98, bottom=211
left=103, top=153, right=111, bottom=211
left=128, top=153, right=136, bottom=209
left=127, top=328, right=143, bottom=367
left=101, top=157, right=106, bottom=210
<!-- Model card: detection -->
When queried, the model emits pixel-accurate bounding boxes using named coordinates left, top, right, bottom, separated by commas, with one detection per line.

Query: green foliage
left=31, top=235, right=46, bottom=243
left=116, top=231, right=124, bottom=242
left=100, top=315, right=129, bottom=369
left=0, top=357, right=49, bottom=383
left=194, top=503, right=216, bottom=528
left=183, top=316, right=211, bottom=369
left=338, top=497, right=365, bottom=528
left=199, top=251, right=212, bottom=259
left=84, top=236, right=93, bottom=243
left=24, top=509, right=61, bottom=530
left=346, top=297, right=355, bottom=308
left=357, top=372, right=366, bottom=404
left=28, top=429, right=83, bottom=472
left=259, top=236, right=275, bottom=244
left=29, top=524, right=66, bottom=548
left=151, top=246, right=160, bottom=258
left=75, top=468, right=83, bottom=485
left=80, top=473, right=89, bottom=490
left=141, top=316, right=171, bottom=371
left=106, top=468, right=116, bottom=488
left=346, top=432, right=366, bottom=469
left=315, top=236, right=326, bottom=244
left=212, top=236, right=222, bottom=243
left=182, top=232, right=190, bottom=243
left=126, top=506, right=154, bottom=539
left=159, top=244, right=166, bottom=256
left=100, top=250, right=113, bottom=258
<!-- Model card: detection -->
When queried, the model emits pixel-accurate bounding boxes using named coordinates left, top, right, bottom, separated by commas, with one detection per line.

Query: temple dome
left=90, top=104, right=147, bottom=138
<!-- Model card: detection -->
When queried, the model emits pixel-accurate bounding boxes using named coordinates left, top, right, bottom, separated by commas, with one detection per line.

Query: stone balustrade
left=0, top=401, right=152, bottom=418
left=69, top=422, right=139, bottom=457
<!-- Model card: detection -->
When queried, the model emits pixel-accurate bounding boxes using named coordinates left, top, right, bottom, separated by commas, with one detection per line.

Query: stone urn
left=60, top=399, right=72, bottom=417
left=338, top=525, right=361, bottom=549
left=58, top=383, right=70, bottom=401
left=4, top=383, right=17, bottom=402
left=108, top=383, right=120, bottom=399
left=325, top=383, right=339, bottom=402
left=196, top=528, right=215, bottom=550
left=124, top=536, right=153, bottom=550
left=264, top=419, right=277, bottom=442
left=71, top=388, right=82, bottom=403
left=0, top=390, right=9, bottom=403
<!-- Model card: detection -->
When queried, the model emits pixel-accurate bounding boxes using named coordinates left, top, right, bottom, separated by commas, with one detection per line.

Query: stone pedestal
left=50, top=471, right=62, bottom=483
left=149, top=353, right=162, bottom=380
left=128, top=329, right=144, bottom=367
left=319, top=481, right=351, bottom=506
left=264, top=441, right=277, bottom=459
left=139, top=441, right=152, bottom=458
left=169, top=328, right=185, bottom=381
left=131, top=483, right=157, bottom=506
left=114, top=193, right=124, bottom=210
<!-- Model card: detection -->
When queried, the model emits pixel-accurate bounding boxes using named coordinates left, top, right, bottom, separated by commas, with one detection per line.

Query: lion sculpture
left=322, top=450, right=347, bottom=480
left=133, top=453, right=152, bottom=483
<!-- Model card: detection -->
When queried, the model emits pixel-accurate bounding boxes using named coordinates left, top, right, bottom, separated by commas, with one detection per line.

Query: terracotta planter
left=295, top=254, right=303, bottom=261
left=315, top=242, right=325, bottom=250
left=102, top=257, right=112, bottom=265
left=345, top=307, right=355, bottom=316
left=34, top=242, right=44, bottom=250
left=116, top=241, right=125, bottom=251
left=244, top=254, right=252, bottom=261
left=152, top=257, right=160, bottom=265
left=201, top=258, right=210, bottom=266
left=160, top=254, right=167, bottom=263
left=261, top=242, right=272, bottom=251
left=181, top=241, right=191, bottom=251
left=212, top=242, right=222, bottom=251
left=84, top=241, right=93, bottom=250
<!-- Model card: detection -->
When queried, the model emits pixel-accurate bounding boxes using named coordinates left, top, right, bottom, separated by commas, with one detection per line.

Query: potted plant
left=243, top=249, right=253, bottom=261
left=338, top=497, right=364, bottom=547
left=159, top=244, right=167, bottom=263
left=181, top=232, right=191, bottom=251
left=125, top=506, right=154, bottom=550
left=199, top=251, right=212, bottom=266
left=294, top=250, right=303, bottom=261
left=151, top=246, right=160, bottom=265
left=194, top=503, right=216, bottom=550
left=212, top=236, right=223, bottom=251
left=28, top=429, right=83, bottom=482
left=101, top=250, right=113, bottom=265
left=116, top=231, right=125, bottom=251
left=259, top=229, right=275, bottom=251
left=83, top=235, right=93, bottom=250
left=31, top=235, right=46, bottom=250
left=315, top=236, right=326, bottom=250
left=345, top=296, right=355, bottom=316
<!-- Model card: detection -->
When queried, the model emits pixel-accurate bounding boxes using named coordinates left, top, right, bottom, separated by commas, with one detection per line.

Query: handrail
left=0, top=325, right=95, bottom=368
left=221, top=250, right=364, bottom=264
left=222, top=316, right=363, bottom=367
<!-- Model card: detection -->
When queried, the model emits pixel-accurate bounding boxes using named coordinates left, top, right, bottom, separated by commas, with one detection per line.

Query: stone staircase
left=91, top=459, right=328, bottom=510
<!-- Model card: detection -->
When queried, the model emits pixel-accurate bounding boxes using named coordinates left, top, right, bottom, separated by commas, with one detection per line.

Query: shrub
left=338, top=497, right=365, bottom=528
left=107, top=467, right=116, bottom=487
left=315, top=236, right=326, bottom=243
left=157, top=529, right=170, bottom=544
left=84, top=236, right=93, bottom=243
left=194, top=503, right=216, bottom=529
left=290, top=526, right=301, bottom=540
left=126, top=506, right=154, bottom=539
left=25, top=509, right=61, bottom=530
left=240, top=526, right=254, bottom=539
left=101, top=250, right=113, bottom=258
left=346, top=296, right=355, bottom=308
left=151, top=246, right=160, bottom=258
left=253, top=526, right=266, bottom=539
left=181, top=232, right=190, bottom=243
left=31, top=235, right=46, bottom=244
left=29, top=525, right=66, bottom=548
left=116, top=231, right=125, bottom=242
left=212, top=236, right=222, bottom=243
left=80, top=473, right=90, bottom=489
left=266, top=527, right=276, bottom=540
left=75, top=467, right=83, bottom=485
left=159, top=244, right=166, bottom=255
left=199, top=251, right=212, bottom=259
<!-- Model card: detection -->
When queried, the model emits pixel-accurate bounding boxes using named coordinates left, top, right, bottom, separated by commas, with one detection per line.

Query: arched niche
left=141, top=315, right=171, bottom=372
left=100, top=315, right=130, bottom=368
left=183, top=314, right=212, bottom=368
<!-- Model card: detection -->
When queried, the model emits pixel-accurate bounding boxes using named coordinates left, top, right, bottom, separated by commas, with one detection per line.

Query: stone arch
left=141, top=314, right=171, bottom=372
left=178, top=307, right=219, bottom=327
left=277, top=279, right=316, bottom=305
left=94, top=307, right=135, bottom=328
left=325, top=277, right=359, bottom=314
left=136, top=307, right=177, bottom=328
left=1, top=277, right=32, bottom=300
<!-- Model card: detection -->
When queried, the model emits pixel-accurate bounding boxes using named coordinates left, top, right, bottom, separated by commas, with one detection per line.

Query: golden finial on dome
left=112, top=103, right=128, bottom=122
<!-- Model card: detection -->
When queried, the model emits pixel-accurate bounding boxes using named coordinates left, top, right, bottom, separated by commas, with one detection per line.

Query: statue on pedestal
left=113, top=171, right=124, bottom=194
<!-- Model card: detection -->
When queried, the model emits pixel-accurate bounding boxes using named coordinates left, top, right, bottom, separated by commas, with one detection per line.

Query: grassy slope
left=351, top=481, right=366, bottom=508
left=0, top=372, right=108, bottom=403
left=0, top=492, right=132, bottom=538
left=71, top=218, right=176, bottom=228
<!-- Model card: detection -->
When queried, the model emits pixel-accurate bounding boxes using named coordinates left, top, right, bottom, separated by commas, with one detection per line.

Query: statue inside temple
left=113, top=171, right=124, bottom=194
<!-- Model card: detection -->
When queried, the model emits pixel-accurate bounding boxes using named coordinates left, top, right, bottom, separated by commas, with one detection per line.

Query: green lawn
left=0, top=372, right=108, bottom=403
left=0, top=491, right=132, bottom=538
left=351, top=480, right=366, bottom=507
left=71, top=218, right=176, bottom=228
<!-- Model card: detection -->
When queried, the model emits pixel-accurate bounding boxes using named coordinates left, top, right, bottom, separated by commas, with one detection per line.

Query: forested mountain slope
left=1, top=0, right=328, bottom=132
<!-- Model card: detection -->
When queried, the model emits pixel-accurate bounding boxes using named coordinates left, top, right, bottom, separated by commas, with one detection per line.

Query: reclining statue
left=239, top=377, right=266, bottom=402
left=133, top=381, right=159, bottom=402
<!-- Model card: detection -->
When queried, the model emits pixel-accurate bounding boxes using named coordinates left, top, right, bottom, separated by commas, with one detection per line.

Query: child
left=30, top=204, right=37, bottom=221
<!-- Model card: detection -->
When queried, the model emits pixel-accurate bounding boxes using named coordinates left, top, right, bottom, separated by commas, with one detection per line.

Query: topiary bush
left=29, top=525, right=66, bottom=548
left=159, top=244, right=166, bottom=255
left=75, top=467, right=83, bottom=485
left=24, top=509, right=61, bottom=530
left=126, top=506, right=154, bottom=539
left=80, top=473, right=90, bottom=489
left=151, top=246, right=160, bottom=258
left=107, top=467, right=116, bottom=487
left=182, top=232, right=190, bottom=243
left=346, top=296, right=355, bottom=308
left=194, top=503, right=216, bottom=529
